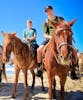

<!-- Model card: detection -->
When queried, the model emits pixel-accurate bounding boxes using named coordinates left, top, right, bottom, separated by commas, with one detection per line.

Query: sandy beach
left=0, top=71, right=83, bottom=100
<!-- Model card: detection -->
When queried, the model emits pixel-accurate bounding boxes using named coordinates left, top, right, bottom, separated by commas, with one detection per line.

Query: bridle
left=54, top=26, right=76, bottom=65
left=55, top=27, right=71, bottom=52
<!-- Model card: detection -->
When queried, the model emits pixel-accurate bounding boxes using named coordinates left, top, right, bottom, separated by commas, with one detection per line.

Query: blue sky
left=0, top=0, right=83, bottom=52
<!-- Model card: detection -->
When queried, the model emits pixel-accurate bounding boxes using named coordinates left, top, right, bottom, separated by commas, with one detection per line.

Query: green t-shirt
left=43, top=16, right=64, bottom=36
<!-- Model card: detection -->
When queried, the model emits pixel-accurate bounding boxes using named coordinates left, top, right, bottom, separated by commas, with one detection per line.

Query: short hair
left=27, top=20, right=32, bottom=23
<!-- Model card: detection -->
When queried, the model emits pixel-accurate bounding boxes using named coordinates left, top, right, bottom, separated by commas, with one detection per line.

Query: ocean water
left=5, top=64, right=15, bottom=74
left=5, top=64, right=31, bottom=74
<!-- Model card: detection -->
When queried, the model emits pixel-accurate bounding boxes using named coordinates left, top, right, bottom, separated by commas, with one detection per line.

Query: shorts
left=41, top=39, right=49, bottom=45
left=33, top=44, right=39, bottom=50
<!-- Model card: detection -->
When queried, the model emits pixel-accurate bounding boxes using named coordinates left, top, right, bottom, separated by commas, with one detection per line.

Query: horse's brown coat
left=2, top=32, right=44, bottom=99
left=44, top=20, right=76, bottom=100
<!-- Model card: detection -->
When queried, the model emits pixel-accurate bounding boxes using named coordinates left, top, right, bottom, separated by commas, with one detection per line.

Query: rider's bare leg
left=37, top=45, right=44, bottom=65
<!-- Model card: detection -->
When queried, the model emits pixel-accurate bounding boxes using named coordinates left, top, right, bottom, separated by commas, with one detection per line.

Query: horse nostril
left=60, top=55, right=63, bottom=58
left=69, top=55, right=72, bottom=59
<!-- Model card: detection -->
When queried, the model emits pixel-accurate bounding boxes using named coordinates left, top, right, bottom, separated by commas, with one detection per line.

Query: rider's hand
left=27, top=38, right=31, bottom=42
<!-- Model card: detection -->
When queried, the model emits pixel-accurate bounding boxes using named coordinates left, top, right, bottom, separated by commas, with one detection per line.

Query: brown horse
left=1, top=32, right=44, bottom=100
left=44, top=20, right=77, bottom=100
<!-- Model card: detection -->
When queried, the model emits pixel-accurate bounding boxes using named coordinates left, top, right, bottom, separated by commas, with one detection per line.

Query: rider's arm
left=43, top=21, right=52, bottom=39
left=29, top=33, right=37, bottom=42
left=44, top=33, right=52, bottom=39
left=23, top=29, right=27, bottom=41
left=28, top=29, right=37, bottom=42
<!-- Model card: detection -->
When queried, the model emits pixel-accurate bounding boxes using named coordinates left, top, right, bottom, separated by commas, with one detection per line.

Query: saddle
left=24, top=41, right=37, bottom=59
left=30, top=44, right=37, bottom=59
left=43, top=44, right=48, bottom=58
left=41, top=43, right=49, bottom=68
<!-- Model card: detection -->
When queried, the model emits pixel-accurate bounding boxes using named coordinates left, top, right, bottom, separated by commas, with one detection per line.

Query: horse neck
left=49, top=36, right=57, bottom=52
left=48, top=36, right=60, bottom=64
left=13, top=37, right=29, bottom=56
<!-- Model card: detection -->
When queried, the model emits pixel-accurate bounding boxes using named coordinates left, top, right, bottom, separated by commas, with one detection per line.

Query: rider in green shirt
left=43, top=16, right=64, bottom=36
left=37, top=5, right=64, bottom=65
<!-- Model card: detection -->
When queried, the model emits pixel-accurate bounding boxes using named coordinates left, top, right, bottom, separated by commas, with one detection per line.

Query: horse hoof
left=31, top=86, right=34, bottom=90
left=12, top=95, right=16, bottom=99
left=42, top=87, right=45, bottom=91
left=24, top=97, right=29, bottom=100
left=53, top=95, right=56, bottom=99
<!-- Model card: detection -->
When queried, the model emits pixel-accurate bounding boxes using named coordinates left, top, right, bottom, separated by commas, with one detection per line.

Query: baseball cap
left=45, top=5, right=53, bottom=12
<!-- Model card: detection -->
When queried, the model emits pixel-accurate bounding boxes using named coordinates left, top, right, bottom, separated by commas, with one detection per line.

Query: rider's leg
left=36, top=45, right=44, bottom=77
left=37, top=45, right=44, bottom=65
left=37, top=39, right=49, bottom=64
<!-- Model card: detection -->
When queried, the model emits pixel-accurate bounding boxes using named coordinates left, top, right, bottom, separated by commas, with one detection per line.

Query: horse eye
left=56, top=33, right=60, bottom=37
left=69, top=32, right=72, bottom=36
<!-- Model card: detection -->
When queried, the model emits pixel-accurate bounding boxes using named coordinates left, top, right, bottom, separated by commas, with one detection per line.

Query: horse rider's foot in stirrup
left=35, top=63, right=43, bottom=77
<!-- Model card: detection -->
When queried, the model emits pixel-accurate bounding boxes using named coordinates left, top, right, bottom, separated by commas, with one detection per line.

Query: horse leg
left=0, top=70, right=2, bottom=83
left=47, top=73, right=53, bottom=100
left=30, top=69, right=35, bottom=90
left=41, top=75, right=45, bottom=91
left=79, top=63, right=82, bottom=82
left=52, top=78, right=56, bottom=99
left=60, top=76, right=66, bottom=100
left=12, top=67, right=20, bottom=98
left=23, top=69, right=29, bottom=100
left=79, top=70, right=82, bottom=82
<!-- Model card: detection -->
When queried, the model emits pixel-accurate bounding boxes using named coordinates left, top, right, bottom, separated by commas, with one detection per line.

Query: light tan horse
left=0, top=45, right=7, bottom=83
left=44, top=20, right=77, bottom=100
left=2, top=32, right=44, bottom=100
left=78, top=53, right=83, bottom=81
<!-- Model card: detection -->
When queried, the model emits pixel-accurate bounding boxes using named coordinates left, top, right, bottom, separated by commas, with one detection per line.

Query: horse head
left=51, top=19, right=77, bottom=65
left=1, top=32, right=16, bottom=62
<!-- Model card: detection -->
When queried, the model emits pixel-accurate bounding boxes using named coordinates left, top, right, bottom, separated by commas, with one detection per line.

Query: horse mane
left=48, top=36, right=58, bottom=58
left=7, top=33, right=29, bottom=56
left=16, top=36, right=29, bottom=56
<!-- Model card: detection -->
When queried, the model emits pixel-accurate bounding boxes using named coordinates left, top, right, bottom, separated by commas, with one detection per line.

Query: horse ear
left=1, top=31, right=6, bottom=37
left=68, top=18, right=77, bottom=27
left=13, top=32, right=16, bottom=36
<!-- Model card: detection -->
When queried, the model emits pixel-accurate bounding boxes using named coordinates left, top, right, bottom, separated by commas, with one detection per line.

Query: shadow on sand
left=0, top=83, right=83, bottom=100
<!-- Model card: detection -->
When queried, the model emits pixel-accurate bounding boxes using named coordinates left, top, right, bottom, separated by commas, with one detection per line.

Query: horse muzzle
left=58, top=54, right=72, bottom=66
left=57, top=43, right=73, bottom=66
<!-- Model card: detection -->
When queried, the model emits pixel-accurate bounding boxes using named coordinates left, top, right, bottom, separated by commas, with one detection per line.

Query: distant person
left=23, top=20, right=39, bottom=50
left=37, top=5, right=64, bottom=66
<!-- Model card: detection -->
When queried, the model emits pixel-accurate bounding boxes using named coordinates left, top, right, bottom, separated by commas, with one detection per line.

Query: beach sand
left=0, top=72, right=83, bottom=100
